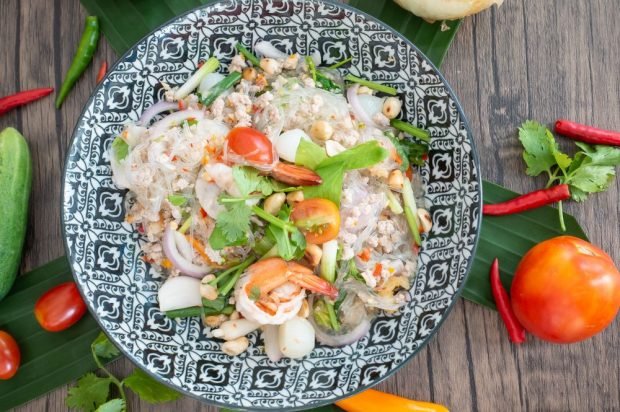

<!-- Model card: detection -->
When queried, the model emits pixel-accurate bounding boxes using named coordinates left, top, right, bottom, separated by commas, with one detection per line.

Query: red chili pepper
left=0, top=88, right=54, bottom=116
left=489, top=258, right=526, bottom=343
left=555, top=119, right=620, bottom=147
left=96, top=61, right=108, bottom=84
left=483, top=184, right=570, bottom=216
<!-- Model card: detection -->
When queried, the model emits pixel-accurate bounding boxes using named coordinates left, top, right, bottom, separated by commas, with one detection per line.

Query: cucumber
left=0, top=127, right=32, bottom=301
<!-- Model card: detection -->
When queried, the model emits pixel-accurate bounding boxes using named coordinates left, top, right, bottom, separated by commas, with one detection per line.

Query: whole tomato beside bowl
left=0, top=331, right=20, bottom=380
left=34, top=282, right=87, bottom=332
left=511, top=236, right=620, bottom=343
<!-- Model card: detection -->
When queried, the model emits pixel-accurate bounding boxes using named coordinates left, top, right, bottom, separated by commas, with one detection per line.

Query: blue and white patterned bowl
left=62, top=0, right=481, bottom=409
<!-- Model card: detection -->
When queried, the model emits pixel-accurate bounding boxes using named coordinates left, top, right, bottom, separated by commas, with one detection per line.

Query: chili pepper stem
left=558, top=201, right=566, bottom=232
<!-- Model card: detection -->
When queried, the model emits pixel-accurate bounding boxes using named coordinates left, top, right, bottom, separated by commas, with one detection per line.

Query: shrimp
left=225, top=127, right=322, bottom=186
left=234, top=258, right=338, bottom=324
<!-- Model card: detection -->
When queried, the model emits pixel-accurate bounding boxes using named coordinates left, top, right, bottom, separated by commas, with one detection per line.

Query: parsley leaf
left=232, top=166, right=273, bottom=196
left=91, top=332, right=120, bottom=359
left=111, top=137, right=129, bottom=161
left=95, top=399, right=125, bottom=412
left=66, top=373, right=111, bottom=412
left=212, top=201, right=252, bottom=245
left=124, top=368, right=181, bottom=403
left=519, top=121, right=571, bottom=177
left=574, top=142, right=620, bottom=166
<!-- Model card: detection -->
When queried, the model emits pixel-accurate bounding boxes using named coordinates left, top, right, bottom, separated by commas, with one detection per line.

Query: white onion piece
left=255, top=41, right=288, bottom=59
left=158, top=276, right=202, bottom=312
left=357, top=94, right=385, bottom=120
left=195, top=179, right=225, bottom=218
left=212, top=319, right=261, bottom=340
left=162, top=225, right=210, bottom=278
left=279, top=317, right=315, bottom=359
left=307, top=295, right=371, bottom=347
left=311, top=50, right=321, bottom=66
left=148, top=109, right=205, bottom=139
left=137, top=101, right=178, bottom=127
left=274, top=129, right=310, bottom=163
left=174, top=60, right=219, bottom=100
left=347, top=85, right=376, bottom=127
left=198, top=72, right=226, bottom=95
left=262, top=325, right=283, bottom=362
left=173, top=231, right=195, bottom=262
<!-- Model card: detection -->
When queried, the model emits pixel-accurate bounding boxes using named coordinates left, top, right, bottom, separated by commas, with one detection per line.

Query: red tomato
left=511, top=236, right=620, bottom=343
left=0, top=331, right=20, bottom=380
left=291, top=198, right=341, bottom=244
left=34, top=282, right=87, bottom=332
left=227, top=127, right=274, bottom=165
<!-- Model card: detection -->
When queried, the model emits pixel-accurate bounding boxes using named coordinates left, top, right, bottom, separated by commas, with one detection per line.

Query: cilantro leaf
left=111, top=137, right=129, bottom=161
left=518, top=121, right=559, bottom=176
left=95, top=399, right=125, bottom=412
left=232, top=166, right=273, bottom=196
left=66, top=373, right=111, bottom=412
left=566, top=164, right=616, bottom=200
left=574, top=142, right=620, bottom=166
left=124, top=368, right=181, bottom=403
left=213, top=201, right=252, bottom=244
left=91, top=332, right=120, bottom=359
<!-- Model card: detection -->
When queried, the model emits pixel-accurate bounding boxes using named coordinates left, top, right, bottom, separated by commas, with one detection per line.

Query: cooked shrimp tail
left=270, top=162, right=323, bottom=186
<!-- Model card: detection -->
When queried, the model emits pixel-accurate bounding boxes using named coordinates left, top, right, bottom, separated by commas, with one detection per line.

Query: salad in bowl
left=110, top=42, right=432, bottom=360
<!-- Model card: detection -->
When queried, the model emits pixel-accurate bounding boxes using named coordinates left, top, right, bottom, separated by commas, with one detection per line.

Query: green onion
left=178, top=216, right=193, bottom=234
left=174, top=57, right=219, bottom=99
left=326, top=300, right=340, bottom=331
left=320, top=240, right=338, bottom=283
left=402, top=178, right=422, bottom=246
left=251, top=205, right=296, bottom=232
left=199, top=71, right=242, bottom=107
left=390, top=119, right=430, bottom=142
left=218, top=256, right=256, bottom=296
left=328, top=57, right=352, bottom=70
left=235, top=43, right=260, bottom=66
left=259, top=245, right=279, bottom=260
left=344, top=74, right=397, bottom=95
left=165, top=307, right=202, bottom=318
left=305, top=56, right=317, bottom=82
left=386, top=190, right=404, bottom=215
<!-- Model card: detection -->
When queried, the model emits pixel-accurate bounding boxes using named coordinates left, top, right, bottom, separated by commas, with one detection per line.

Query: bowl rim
left=61, top=0, right=483, bottom=409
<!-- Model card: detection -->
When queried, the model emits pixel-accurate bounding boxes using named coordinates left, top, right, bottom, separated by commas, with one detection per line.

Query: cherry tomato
left=511, top=236, right=620, bottom=343
left=291, top=198, right=341, bottom=244
left=227, top=127, right=274, bottom=165
left=0, top=331, right=20, bottom=380
left=34, top=282, right=87, bottom=332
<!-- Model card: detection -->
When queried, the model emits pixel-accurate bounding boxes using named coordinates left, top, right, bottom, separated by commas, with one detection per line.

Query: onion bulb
left=158, top=276, right=202, bottom=312
left=394, top=0, right=504, bottom=21
left=278, top=317, right=315, bottom=358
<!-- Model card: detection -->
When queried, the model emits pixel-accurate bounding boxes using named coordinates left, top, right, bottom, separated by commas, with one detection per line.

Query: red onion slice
left=162, top=225, right=210, bottom=278
left=307, top=295, right=371, bottom=347
left=255, top=41, right=288, bottom=59
left=137, top=101, right=178, bottom=127
left=347, top=84, right=376, bottom=127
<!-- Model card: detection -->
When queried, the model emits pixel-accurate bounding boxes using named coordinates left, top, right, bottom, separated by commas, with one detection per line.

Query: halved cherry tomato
left=291, top=198, right=341, bottom=244
left=0, top=331, right=20, bottom=380
left=34, top=282, right=87, bottom=332
left=511, top=236, right=620, bottom=343
left=227, top=127, right=273, bottom=165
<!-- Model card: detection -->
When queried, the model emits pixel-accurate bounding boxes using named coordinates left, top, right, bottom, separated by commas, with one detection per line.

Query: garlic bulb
left=394, top=0, right=504, bottom=22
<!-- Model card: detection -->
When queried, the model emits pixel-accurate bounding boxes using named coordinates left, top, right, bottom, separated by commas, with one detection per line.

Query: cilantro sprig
left=518, top=120, right=620, bottom=230
left=66, top=333, right=180, bottom=411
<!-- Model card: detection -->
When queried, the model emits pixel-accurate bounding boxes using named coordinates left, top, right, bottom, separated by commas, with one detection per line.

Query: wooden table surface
left=2, top=0, right=619, bottom=410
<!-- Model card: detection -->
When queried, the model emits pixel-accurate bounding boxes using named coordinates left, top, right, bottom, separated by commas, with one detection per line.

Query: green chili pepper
left=55, top=16, right=100, bottom=108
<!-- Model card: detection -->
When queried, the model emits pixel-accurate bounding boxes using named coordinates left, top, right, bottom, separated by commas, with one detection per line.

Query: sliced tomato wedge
left=227, top=127, right=274, bottom=165
left=291, top=198, right=341, bottom=244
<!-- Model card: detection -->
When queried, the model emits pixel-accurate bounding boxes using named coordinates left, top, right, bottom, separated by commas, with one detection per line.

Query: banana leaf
left=0, top=0, right=588, bottom=410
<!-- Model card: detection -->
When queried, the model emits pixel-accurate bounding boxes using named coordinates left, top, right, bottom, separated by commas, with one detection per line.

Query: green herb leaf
left=124, top=368, right=181, bottom=404
left=574, top=142, right=620, bottom=166
left=385, top=131, right=428, bottom=170
left=303, top=163, right=345, bottom=205
left=296, top=138, right=327, bottom=170
left=166, top=194, right=187, bottom=207
left=91, top=332, right=120, bottom=359
left=214, top=201, right=252, bottom=244
left=518, top=121, right=561, bottom=177
left=208, top=224, right=247, bottom=250
left=566, top=164, right=616, bottom=200
left=95, top=399, right=125, bottom=412
left=249, top=286, right=261, bottom=301
left=318, top=140, right=388, bottom=170
left=66, top=373, right=111, bottom=412
left=202, top=295, right=228, bottom=311
left=111, top=137, right=129, bottom=161
left=232, top=166, right=274, bottom=196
